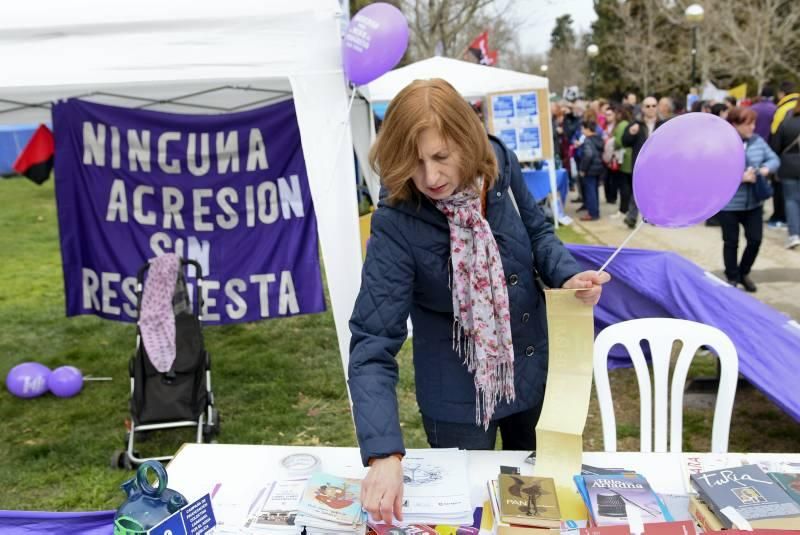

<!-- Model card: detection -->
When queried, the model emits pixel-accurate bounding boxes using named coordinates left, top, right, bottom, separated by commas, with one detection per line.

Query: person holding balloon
left=717, top=107, right=780, bottom=292
left=347, top=79, right=610, bottom=524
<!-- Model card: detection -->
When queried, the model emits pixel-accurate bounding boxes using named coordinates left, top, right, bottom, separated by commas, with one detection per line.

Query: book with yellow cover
left=497, top=474, right=561, bottom=529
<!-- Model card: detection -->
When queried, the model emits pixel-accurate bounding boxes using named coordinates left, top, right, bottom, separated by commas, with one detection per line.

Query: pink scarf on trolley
left=434, top=189, right=515, bottom=428
left=139, top=253, right=180, bottom=373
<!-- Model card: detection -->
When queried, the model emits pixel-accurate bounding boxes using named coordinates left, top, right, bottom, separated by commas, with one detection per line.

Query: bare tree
left=399, top=0, right=518, bottom=61
left=707, top=0, right=800, bottom=94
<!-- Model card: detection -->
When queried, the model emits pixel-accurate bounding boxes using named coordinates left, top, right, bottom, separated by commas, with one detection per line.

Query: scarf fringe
left=453, top=318, right=515, bottom=429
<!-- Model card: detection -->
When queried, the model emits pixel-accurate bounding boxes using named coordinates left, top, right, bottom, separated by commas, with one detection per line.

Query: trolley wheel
left=110, top=449, right=133, bottom=470
left=202, top=410, right=221, bottom=442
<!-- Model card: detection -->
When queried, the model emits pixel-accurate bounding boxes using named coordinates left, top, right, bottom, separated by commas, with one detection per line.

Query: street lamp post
left=685, top=4, right=704, bottom=87
left=586, top=43, right=599, bottom=99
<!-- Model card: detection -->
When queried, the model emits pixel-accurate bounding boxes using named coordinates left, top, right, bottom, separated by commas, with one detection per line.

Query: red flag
left=13, top=124, right=54, bottom=185
left=464, top=31, right=498, bottom=66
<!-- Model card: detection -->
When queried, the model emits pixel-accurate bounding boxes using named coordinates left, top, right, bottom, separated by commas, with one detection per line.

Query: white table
left=165, top=444, right=797, bottom=525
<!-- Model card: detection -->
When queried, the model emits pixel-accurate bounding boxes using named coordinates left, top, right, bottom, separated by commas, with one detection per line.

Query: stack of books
left=367, top=449, right=474, bottom=528
left=689, top=464, right=800, bottom=530
left=574, top=472, right=673, bottom=527
left=295, top=472, right=367, bottom=535
left=244, top=479, right=306, bottom=534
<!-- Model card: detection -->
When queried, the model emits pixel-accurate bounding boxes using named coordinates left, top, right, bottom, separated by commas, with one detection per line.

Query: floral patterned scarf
left=435, top=189, right=515, bottom=428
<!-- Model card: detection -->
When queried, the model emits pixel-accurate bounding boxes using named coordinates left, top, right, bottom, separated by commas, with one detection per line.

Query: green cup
left=113, top=515, right=147, bottom=535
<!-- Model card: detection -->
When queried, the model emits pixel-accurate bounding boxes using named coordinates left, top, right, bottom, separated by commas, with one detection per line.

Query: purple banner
left=53, top=99, right=325, bottom=324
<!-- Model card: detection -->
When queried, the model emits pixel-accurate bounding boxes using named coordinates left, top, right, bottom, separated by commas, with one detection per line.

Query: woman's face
left=411, top=128, right=462, bottom=200
left=735, top=120, right=755, bottom=139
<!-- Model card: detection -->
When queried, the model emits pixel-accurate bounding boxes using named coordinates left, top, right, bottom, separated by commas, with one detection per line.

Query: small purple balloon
left=633, top=113, right=745, bottom=227
left=47, top=366, right=84, bottom=398
left=342, top=3, right=409, bottom=86
left=6, top=362, right=51, bottom=398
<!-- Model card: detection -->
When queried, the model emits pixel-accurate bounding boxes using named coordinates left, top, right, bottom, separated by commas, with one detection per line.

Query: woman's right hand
left=361, top=456, right=404, bottom=524
left=743, top=167, right=756, bottom=183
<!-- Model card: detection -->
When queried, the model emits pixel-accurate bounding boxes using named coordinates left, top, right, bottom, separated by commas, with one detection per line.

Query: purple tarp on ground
left=566, top=244, right=800, bottom=423
left=0, top=510, right=114, bottom=534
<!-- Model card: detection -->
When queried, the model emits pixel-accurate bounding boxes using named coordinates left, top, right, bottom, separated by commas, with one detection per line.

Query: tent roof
left=364, top=57, right=548, bottom=102
left=0, top=0, right=344, bottom=123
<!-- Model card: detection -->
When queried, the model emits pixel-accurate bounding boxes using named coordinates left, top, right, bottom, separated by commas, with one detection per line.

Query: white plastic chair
left=593, top=318, right=738, bottom=453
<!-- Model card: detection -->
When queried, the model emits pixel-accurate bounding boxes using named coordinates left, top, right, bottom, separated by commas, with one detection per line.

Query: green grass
left=2, top=177, right=798, bottom=512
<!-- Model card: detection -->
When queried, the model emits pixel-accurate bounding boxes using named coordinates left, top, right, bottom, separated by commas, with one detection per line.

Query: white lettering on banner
left=278, top=271, right=299, bottom=314
left=110, top=126, right=121, bottom=169
left=250, top=273, right=276, bottom=317
left=216, top=131, right=240, bottom=173
left=246, top=128, right=269, bottom=171
left=202, top=280, right=221, bottom=321
left=193, top=189, right=214, bottom=231
left=158, top=132, right=181, bottom=174
left=106, top=179, right=128, bottom=222
left=224, top=279, right=247, bottom=320
left=133, top=185, right=157, bottom=226
left=104, top=177, right=303, bottom=231
left=162, top=187, right=185, bottom=230
left=102, top=272, right=121, bottom=315
left=83, top=122, right=105, bottom=166
left=128, top=129, right=152, bottom=172
left=81, top=267, right=301, bottom=321
left=81, top=122, right=268, bottom=176
left=216, top=187, right=239, bottom=230
left=187, top=133, right=211, bottom=176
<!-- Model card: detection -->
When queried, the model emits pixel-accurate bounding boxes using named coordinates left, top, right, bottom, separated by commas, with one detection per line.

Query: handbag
left=753, top=174, right=773, bottom=201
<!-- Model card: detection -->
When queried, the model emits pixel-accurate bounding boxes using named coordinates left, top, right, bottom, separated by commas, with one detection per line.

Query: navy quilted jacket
left=347, top=136, right=582, bottom=466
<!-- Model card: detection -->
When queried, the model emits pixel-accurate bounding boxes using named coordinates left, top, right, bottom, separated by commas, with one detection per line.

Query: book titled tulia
left=575, top=473, right=673, bottom=526
left=497, top=474, right=561, bottom=529
left=690, top=464, right=800, bottom=529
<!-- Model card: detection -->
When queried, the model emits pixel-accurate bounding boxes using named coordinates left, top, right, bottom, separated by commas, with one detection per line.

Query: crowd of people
left=550, top=81, right=800, bottom=291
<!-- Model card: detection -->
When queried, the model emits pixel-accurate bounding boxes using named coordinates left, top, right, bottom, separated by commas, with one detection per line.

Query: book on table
left=496, top=474, right=561, bottom=529
left=575, top=473, right=673, bottom=527
left=690, top=464, right=800, bottom=529
left=294, top=471, right=366, bottom=534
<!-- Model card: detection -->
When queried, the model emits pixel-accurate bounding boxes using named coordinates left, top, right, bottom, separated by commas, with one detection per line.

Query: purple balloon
left=47, top=366, right=84, bottom=398
left=633, top=113, right=745, bottom=227
left=6, top=362, right=51, bottom=398
left=342, top=3, right=409, bottom=86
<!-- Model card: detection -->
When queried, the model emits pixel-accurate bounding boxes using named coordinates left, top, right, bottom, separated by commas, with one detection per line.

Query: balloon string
left=597, top=219, right=646, bottom=274
left=84, top=376, right=113, bottom=381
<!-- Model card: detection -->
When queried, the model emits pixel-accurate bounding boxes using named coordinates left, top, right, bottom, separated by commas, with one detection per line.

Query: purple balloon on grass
left=48, top=365, right=84, bottom=398
left=342, top=3, right=409, bottom=86
left=633, top=113, right=745, bottom=228
left=6, top=362, right=51, bottom=398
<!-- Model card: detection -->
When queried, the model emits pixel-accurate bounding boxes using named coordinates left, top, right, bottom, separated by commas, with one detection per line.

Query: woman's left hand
left=759, top=166, right=770, bottom=177
left=562, top=270, right=612, bottom=305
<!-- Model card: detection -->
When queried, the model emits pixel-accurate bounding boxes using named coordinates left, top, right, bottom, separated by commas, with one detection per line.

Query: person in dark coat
left=771, top=100, right=800, bottom=249
left=348, top=79, right=610, bottom=524
left=578, top=119, right=605, bottom=221
left=621, top=96, right=665, bottom=228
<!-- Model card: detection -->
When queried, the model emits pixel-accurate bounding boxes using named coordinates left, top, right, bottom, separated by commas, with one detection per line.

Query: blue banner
left=53, top=99, right=325, bottom=324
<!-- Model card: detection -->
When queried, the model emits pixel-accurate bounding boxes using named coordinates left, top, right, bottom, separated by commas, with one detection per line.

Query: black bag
left=753, top=174, right=773, bottom=201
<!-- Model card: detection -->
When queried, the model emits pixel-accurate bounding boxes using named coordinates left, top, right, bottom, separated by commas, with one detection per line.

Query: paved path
left=563, top=195, right=800, bottom=320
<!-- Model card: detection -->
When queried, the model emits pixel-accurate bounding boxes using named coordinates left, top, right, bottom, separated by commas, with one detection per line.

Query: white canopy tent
left=353, top=57, right=557, bottom=224
left=0, top=0, right=362, bottom=377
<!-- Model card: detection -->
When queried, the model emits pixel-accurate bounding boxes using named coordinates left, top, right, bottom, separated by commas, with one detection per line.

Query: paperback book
left=690, top=464, right=800, bottom=529
left=295, top=471, right=366, bottom=534
left=497, top=474, right=561, bottom=528
left=577, top=473, right=673, bottom=527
